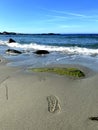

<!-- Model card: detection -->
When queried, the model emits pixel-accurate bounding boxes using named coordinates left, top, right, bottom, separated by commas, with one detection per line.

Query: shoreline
left=0, top=57, right=98, bottom=130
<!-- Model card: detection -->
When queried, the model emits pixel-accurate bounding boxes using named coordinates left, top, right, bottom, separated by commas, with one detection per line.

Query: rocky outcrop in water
left=34, top=50, right=49, bottom=55
left=8, top=38, right=16, bottom=43
left=6, top=49, right=22, bottom=55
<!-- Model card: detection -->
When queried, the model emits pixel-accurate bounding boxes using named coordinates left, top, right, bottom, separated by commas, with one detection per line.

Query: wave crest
left=0, top=40, right=98, bottom=56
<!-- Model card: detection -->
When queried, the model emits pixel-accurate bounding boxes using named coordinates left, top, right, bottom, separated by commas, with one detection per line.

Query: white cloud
left=59, top=25, right=81, bottom=28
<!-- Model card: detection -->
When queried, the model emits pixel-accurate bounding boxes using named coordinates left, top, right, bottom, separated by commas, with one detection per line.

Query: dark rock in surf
left=6, top=49, right=22, bottom=55
left=89, top=117, right=98, bottom=121
left=8, top=38, right=16, bottom=43
left=34, top=50, right=49, bottom=55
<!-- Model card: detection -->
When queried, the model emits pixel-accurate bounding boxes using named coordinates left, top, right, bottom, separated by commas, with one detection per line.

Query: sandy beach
left=0, top=57, right=98, bottom=130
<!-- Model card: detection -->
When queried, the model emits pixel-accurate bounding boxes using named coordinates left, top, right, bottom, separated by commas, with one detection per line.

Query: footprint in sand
left=47, top=95, right=61, bottom=113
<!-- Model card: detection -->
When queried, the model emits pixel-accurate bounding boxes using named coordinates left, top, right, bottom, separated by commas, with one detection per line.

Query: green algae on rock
left=31, top=67, right=85, bottom=78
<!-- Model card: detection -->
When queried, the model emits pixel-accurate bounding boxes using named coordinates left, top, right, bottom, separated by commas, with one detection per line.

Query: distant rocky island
left=0, top=31, right=17, bottom=35
left=0, top=31, right=60, bottom=35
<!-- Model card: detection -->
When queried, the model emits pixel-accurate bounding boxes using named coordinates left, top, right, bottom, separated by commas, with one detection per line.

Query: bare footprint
left=47, top=95, right=61, bottom=113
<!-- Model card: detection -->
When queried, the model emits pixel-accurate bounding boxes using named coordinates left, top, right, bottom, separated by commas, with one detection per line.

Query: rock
left=89, top=117, right=98, bottom=121
left=8, top=38, right=16, bottom=43
left=34, top=50, right=49, bottom=55
left=6, top=49, right=22, bottom=55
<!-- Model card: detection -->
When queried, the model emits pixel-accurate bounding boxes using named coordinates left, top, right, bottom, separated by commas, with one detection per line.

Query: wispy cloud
left=41, top=8, right=87, bottom=18
left=40, top=8, right=98, bottom=21
left=26, top=7, right=98, bottom=33
left=65, top=12, right=86, bottom=17
left=51, top=9, right=87, bottom=18
left=59, top=25, right=81, bottom=28
left=40, top=8, right=94, bottom=23
left=46, top=14, right=69, bottom=19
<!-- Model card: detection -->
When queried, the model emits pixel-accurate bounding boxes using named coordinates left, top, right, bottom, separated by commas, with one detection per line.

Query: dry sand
left=0, top=57, right=98, bottom=130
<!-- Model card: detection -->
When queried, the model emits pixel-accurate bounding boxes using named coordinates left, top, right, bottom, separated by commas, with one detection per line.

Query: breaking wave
left=0, top=40, right=98, bottom=56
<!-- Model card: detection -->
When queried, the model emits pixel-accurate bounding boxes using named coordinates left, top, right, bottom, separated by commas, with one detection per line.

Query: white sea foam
left=0, top=40, right=98, bottom=56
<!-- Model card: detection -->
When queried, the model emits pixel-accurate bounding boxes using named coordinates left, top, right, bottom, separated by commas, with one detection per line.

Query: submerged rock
left=8, top=38, right=16, bottom=43
left=31, top=67, right=85, bottom=78
left=34, top=50, right=49, bottom=55
left=6, top=49, right=22, bottom=55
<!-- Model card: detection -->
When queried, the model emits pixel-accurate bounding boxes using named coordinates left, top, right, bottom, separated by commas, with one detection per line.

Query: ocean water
left=0, top=34, right=98, bottom=71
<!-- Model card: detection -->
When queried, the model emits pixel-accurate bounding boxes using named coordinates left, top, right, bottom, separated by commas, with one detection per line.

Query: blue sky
left=0, top=0, right=98, bottom=33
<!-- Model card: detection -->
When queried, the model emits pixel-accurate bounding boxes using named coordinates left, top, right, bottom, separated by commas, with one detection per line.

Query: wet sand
left=0, top=57, right=98, bottom=130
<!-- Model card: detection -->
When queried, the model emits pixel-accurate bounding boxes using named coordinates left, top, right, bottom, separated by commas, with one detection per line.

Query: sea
left=0, top=34, right=98, bottom=71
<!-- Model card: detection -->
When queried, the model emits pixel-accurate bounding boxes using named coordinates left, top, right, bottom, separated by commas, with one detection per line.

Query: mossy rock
left=31, top=67, right=85, bottom=78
